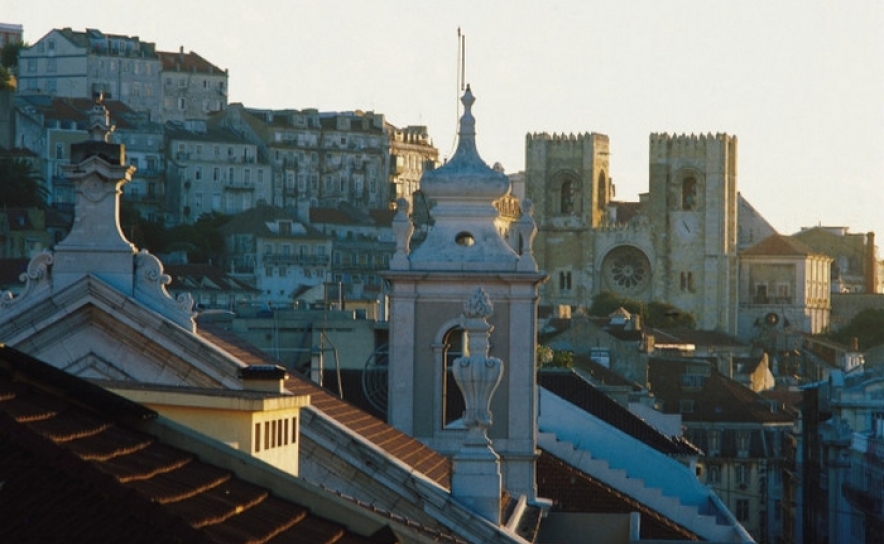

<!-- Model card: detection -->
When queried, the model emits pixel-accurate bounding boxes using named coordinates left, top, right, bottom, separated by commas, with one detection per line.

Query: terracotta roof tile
left=740, top=233, right=824, bottom=257
left=0, top=345, right=384, bottom=544
left=197, top=323, right=453, bottom=489
left=538, top=451, right=699, bottom=541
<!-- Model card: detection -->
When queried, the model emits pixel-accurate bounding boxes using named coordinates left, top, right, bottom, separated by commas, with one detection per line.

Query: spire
left=407, top=87, right=521, bottom=270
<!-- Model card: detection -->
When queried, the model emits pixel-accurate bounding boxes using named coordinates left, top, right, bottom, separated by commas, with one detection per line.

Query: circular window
left=601, top=246, right=651, bottom=294
left=455, top=232, right=475, bottom=247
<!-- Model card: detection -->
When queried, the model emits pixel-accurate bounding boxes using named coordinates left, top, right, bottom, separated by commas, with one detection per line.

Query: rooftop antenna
left=448, top=27, right=466, bottom=160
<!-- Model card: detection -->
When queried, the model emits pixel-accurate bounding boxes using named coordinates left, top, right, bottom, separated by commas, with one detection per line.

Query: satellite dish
left=361, top=343, right=388, bottom=414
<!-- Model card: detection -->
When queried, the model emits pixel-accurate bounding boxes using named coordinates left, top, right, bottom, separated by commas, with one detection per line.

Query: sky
left=7, top=1, right=884, bottom=239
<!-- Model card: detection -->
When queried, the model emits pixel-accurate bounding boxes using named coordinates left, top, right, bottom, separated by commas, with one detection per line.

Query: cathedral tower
left=524, top=132, right=611, bottom=307
left=383, top=87, right=545, bottom=501
left=648, top=133, right=739, bottom=333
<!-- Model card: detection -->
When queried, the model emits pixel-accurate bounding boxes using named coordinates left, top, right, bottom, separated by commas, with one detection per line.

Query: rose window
left=602, top=246, right=651, bottom=293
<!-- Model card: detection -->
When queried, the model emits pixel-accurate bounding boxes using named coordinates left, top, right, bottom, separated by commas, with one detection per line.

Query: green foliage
left=0, top=157, right=48, bottom=208
left=829, top=308, right=884, bottom=350
left=0, top=42, right=24, bottom=69
left=166, top=212, right=231, bottom=264
left=119, top=208, right=230, bottom=264
left=550, top=350, right=574, bottom=368
left=588, top=290, right=696, bottom=329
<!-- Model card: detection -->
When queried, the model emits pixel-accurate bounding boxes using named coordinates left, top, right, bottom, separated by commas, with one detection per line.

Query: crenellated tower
left=525, top=132, right=611, bottom=307
left=648, top=132, right=739, bottom=333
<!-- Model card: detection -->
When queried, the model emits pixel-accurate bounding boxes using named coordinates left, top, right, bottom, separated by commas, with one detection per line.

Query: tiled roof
left=569, top=354, right=644, bottom=390
left=220, top=205, right=318, bottom=238
left=196, top=323, right=453, bottom=489
left=537, top=451, right=698, bottom=541
left=158, top=50, right=224, bottom=74
left=164, top=264, right=259, bottom=293
left=0, top=344, right=379, bottom=544
left=538, top=369, right=700, bottom=456
left=648, top=358, right=796, bottom=424
left=740, top=233, right=823, bottom=257
left=649, top=328, right=748, bottom=347
left=18, top=95, right=138, bottom=130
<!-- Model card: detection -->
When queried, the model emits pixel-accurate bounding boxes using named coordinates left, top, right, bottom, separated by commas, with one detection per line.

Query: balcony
left=224, top=181, right=255, bottom=192
left=261, top=254, right=330, bottom=266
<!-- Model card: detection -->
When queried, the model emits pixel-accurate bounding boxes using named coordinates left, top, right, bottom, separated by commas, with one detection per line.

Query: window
left=679, top=399, right=695, bottom=413
left=55, top=143, right=64, bottom=160
left=754, top=283, right=768, bottom=304
left=178, top=77, right=186, bottom=88
left=708, top=430, right=721, bottom=455
left=735, top=499, right=750, bottom=522
left=735, top=464, right=749, bottom=487
left=737, top=431, right=750, bottom=457
left=244, top=168, right=251, bottom=184
left=559, top=271, right=572, bottom=292
left=707, top=464, right=721, bottom=484
left=178, top=97, right=186, bottom=110
left=194, top=166, right=202, bottom=180
left=560, top=180, right=575, bottom=214
left=442, top=328, right=466, bottom=428
left=212, top=167, right=219, bottom=181
left=47, top=58, right=56, bottom=73
left=682, top=177, right=698, bottom=210
left=776, top=283, right=790, bottom=303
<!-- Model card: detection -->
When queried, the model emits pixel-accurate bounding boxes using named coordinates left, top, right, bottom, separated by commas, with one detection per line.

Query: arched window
left=682, top=177, right=697, bottom=210
left=560, top=180, right=575, bottom=214
left=442, top=328, right=466, bottom=427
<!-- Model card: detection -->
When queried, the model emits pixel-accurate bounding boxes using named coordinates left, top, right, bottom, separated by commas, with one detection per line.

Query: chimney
left=239, top=365, right=289, bottom=394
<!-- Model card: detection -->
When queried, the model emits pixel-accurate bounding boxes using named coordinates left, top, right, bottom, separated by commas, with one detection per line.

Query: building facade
left=525, top=132, right=741, bottom=334
left=18, top=28, right=226, bottom=123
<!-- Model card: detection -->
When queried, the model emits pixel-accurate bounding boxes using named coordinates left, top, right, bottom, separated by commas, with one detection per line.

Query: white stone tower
left=383, top=86, right=546, bottom=502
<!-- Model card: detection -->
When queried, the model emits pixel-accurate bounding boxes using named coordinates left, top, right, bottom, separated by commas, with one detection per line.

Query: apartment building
left=18, top=28, right=226, bottom=123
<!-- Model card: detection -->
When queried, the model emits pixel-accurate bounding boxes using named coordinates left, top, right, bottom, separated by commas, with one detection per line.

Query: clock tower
left=648, top=133, right=739, bottom=333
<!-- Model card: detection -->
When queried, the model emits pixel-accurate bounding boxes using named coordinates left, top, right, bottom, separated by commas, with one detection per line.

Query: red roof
left=0, top=344, right=382, bottom=543
left=196, top=323, right=452, bottom=489
left=158, top=50, right=224, bottom=74
left=741, top=233, right=823, bottom=257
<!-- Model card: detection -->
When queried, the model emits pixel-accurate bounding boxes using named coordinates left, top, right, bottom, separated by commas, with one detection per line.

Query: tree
left=166, top=212, right=231, bottom=264
left=829, top=308, right=884, bottom=351
left=0, top=41, right=24, bottom=90
left=0, top=157, right=48, bottom=209
left=1, top=41, right=24, bottom=69
left=589, top=290, right=696, bottom=329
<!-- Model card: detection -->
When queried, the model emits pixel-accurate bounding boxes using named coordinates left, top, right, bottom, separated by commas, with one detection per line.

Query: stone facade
left=526, top=132, right=740, bottom=333
left=384, top=87, right=545, bottom=502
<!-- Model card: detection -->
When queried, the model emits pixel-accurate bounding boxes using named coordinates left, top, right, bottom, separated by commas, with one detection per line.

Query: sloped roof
left=649, top=328, right=748, bottom=348
left=740, top=233, right=823, bottom=258
left=539, top=369, right=699, bottom=456
left=196, top=323, right=453, bottom=489
left=164, top=264, right=259, bottom=293
left=17, top=95, right=138, bottom=130
left=157, top=50, right=224, bottom=74
left=221, top=205, right=320, bottom=239
left=537, top=452, right=698, bottom=541
left=0, top=344, right=382, bottom=544
left=648, top=358, right=796, bottom=424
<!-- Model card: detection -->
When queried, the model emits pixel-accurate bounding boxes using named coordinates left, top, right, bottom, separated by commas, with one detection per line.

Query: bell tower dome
left=383, top=87, right=546, bottom=502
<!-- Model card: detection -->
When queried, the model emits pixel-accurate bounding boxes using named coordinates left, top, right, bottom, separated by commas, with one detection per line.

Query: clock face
left=676, top=215, right=698, bottom=240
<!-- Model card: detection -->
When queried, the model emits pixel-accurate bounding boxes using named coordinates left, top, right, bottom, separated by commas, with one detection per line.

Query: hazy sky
left=7, top=1, right=884, bottom=238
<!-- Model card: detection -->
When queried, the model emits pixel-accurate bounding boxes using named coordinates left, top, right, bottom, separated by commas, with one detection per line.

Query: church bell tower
left=383, top=87, right=546, bottom=501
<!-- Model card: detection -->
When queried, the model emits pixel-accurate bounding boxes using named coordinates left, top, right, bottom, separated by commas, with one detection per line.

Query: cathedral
left=524, top=131, right=772, bottom=335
